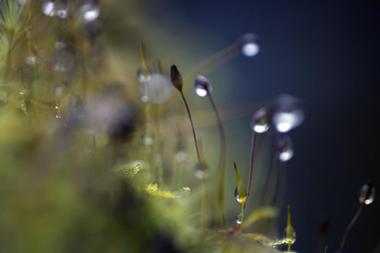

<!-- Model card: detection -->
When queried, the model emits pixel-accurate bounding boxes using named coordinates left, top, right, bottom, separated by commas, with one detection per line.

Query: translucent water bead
left=138, top=73, right=173, bottom=104
left=250, top=107, right=270, bottom=133
left=240, top=33, right=260, bottom=57
left=272, top=94, right=304, bottom=133
left=359, top=183, right=375, bottom=205
left=277, top=135, right=294, bottom=162
left=194, top=75, right=212, bottom=97
left=80, top=2, right=100, bottom=23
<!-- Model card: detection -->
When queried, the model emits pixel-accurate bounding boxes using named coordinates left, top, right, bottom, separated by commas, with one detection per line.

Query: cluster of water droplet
left=250, top=95, right=304, bottom=162
left=42, top=0, right=100, bottom=22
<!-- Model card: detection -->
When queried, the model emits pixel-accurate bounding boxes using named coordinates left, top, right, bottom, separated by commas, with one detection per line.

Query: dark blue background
left=154, top=1, right=379, bottom=252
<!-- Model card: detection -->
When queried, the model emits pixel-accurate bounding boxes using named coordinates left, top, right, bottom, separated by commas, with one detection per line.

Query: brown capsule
left=170, top=64, right=183, bottom=92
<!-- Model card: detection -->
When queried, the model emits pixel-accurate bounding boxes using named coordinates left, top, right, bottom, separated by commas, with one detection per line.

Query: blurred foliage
left=0, top=1, right=290, bottom=253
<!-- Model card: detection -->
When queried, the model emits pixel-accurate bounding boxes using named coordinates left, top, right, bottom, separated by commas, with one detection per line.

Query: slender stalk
left=185, top=43, right=240, bottom=81
left=153, top=105, right=163, bottom=184
left=339, top=203, right=364, bottom=252
left=179, top=90, right=208, bottom=229
left=208, top=93, right=227, bottom=225
left=179, top=91, right=203, bottom=171
left=247, top=131, right=257, bottom=196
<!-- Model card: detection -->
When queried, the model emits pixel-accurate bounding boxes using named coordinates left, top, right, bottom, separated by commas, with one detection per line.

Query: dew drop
left=42, top=1, right=55, bottom=16
left=55, top=5, right=69, bottom=19
left=283, top=235, right=296, bottom=246
left=175, top=150, right=187, bottom=162
left=25, top=56, right=36, bottom=66
left=55, top=41, right=66, bottom=50
left=235, top=214, right=243, bottom=225
left=80, top=3, right=100, bottom=22
left=55, top=104, right=63, bottom=119
left=194, top=168, right=206, bottom=180
left=194, top=75, right=212, bottom=97
left=272, top=95, right=304, bottom=133
left=18, top=0, right=29, bottom=6
left=359, top=183, right=375, bottom=205
left=52, top=48, right=75, bottom=73
left=54, top=85, right=65, bottom=97
left=138, top=73, right=173, bottom=104
left=277, top=135, right=294, bottom=162
left=250, top=107, right=270, bottom=133
left=240, top=33, right=260, bottom=57
left=234, top=187, right=247, bottom=205
left=142, top=134, right=154, bottom=146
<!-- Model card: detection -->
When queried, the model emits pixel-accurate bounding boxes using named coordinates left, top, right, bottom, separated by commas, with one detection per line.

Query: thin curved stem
left=185, top=43, right=240, bottom=81
left=247, top=131, right=257, bottom=196
left=339, top=203, right=364, bottom=252
left=179, top=91, right=203, bottom=171
left=208, top=93, right=227, bottom=225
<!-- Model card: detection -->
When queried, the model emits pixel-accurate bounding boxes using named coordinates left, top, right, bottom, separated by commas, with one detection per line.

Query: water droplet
left=251, top=107, right=270, bottom=133
left=55, top=41, right=66, bottom=50
left=194, top=75, right=212, bottom=97
left=277, top=135, right=294, bottom=162
left=175, top=150, right=187, bottom=162
left=272, top=95, right=304, bottom=133
left=235, top=214, right=243, bottom=225
left=18, top=0, right=29, bottom=6
left=138, top=73, right=173, bottom=104
left=359, top=183, right=375, bottom=205
left=240, top=33, right=260, bottom=57
left=80, top=3, right=100, bottom=22
left=284, top=205, right=296, bottom=247
left=52, top=48, right=76, bottom=73
left=42, top=1, right=55, bottom=16
left=55, top=5, right=69, bottom=19
left=194, top=168, right=206, bottom=180
left=181, top=186, right=191, bottom=192
left=25, top=55, right=36, bottom=66
left=142, top=134, right=154, bottom=146
left=234, top=187, right=247, bottom=204
left=55, top=104, right=63, bottom=119
left=137, top=68, right=151, bottom=82
left=54, top=85, right=65, bottom=97
left=283, top=233, right=296, bottom=245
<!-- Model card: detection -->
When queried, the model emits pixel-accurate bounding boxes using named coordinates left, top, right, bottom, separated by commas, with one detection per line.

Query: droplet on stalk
left=250, top=107, right=270, bottom=133
left=54, top=3, right=69, bottom=19
left=235, top=214, right=243, bottom=225
left=359, top=183, right=375, bottom=205
left=272, top=94, right=304, bottom=133
left=194, top=167, right=206, bottom=180
left=233, top=162, right=247, bottom=205
left=80, top=2, right=100, bottom=22
left=277, top=135, right=294, bottom=162
left=17, top=0, right=29, bottom=5
left=234, top=187, right=247, bottom=205
left=240, top=33, right=260, bottom=57
left=284, top=205, right=296, bottom=250
left=194, top=75, right=212, bottom=97
left=42, top=1, right=55, bottom=16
